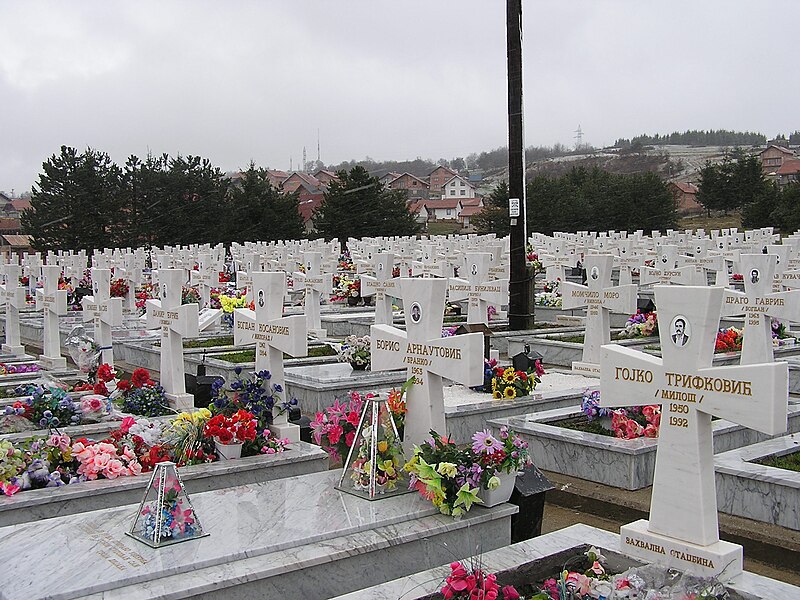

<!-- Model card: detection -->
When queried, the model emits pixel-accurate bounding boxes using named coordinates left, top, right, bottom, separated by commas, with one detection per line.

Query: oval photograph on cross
left=670, top=315, right=691, bottom=347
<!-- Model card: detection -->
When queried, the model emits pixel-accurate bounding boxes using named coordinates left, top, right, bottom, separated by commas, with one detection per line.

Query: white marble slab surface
left=0, top=469, right=514, bottom=600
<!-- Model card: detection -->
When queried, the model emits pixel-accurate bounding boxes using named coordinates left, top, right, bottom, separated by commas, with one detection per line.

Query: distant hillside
left=615, top=129, right=768, bottom=148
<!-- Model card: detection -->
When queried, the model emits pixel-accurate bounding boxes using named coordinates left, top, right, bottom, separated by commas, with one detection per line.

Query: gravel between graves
left=443, top=371, right=597, bottom=406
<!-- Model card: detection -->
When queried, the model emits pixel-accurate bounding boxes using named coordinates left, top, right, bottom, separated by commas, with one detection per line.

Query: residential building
left=667, top=181, right=702, bottom=215
left=760, top=145, right=796, bottom=175
left=266, top=169, right=290, bottom=188
left=379, top=172, right=402, bottom=188
left=776, top=159, right=800, bottom=188
left=441, top=174, right=477, bottom=200
left=282, top=171, right=324, bottom=194
left=313, top=169, right=339, bottom=187
left=424, top=198, right=462, bottom=220
left=386, top=172, right=429, bottom=200
left=428, top=165, right=458, bottom=198
left=459, top=205, right=485, bottom=231
left=407, top=199, right=430, bottom=226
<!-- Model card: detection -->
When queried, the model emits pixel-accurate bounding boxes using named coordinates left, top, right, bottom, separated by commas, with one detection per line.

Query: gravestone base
left=38, top=354, right=67, bottom=370
left=620, top=519, right=742, bottom=580
left=1, top=343, right=25, bottom=357
left=308, top=328, right=327, bottom=339
left=270, top=422, right=301, bottom=443
left=571, top=361, right=600, bottom=376
left=165, top=392, right=195, bottom=411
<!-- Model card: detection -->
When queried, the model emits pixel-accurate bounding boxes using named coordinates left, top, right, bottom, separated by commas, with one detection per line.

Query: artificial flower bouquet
left=113, top=368, right=171, bottom=417
left=181, top=286, right=201, bottom=305
left=472, top=426, right=532, bottom=478
left=618, top=310, right=658, bottom=338
left=534, top=291, right=562, bottom=308
left=211, top=366, right=294, bottom=431
left=488, top=364, right=542, bottom=400
left=714, top=327, right=743, bottom=353
left=581, top=390, right=660, bottom=440
left=0, top=385, right=83, bottom=434
left=109, top=278, right=130, bottom=298
left=203, top=410, right=257, bottom=446
left=135, top=469, right=202, bottom=545
left=338, top=334, right=371, bottom=368
left=348, top=414, right=405, bottom=494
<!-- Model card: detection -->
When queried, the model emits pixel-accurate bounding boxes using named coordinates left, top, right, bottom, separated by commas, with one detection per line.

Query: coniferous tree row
left=22, top=146, right=309, bottom=251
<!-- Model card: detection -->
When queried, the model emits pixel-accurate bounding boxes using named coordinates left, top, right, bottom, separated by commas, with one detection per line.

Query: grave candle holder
left=126, top=461, right=209, bottom=548
left=336, top=393, right=409, bottom=500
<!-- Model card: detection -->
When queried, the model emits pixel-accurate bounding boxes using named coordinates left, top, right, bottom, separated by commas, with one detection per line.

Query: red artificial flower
left=97, top=363, right=116, bottom=383
left=131, top=368, right=152, bottom=388
left=117, top=379, right=131, bottom=392
left=93, top=382, right=109, bottom=396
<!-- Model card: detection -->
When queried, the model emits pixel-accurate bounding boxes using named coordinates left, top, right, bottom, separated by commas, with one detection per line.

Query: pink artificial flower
left=47, top=433, right=71, bottom=453
left=566, top=572, right=591, bottom=595
left=643, top=424, right=658, bottom=438
left=1, top=481, right=21, bottom=496
left=345, top=431, right=356, bottom=448
left=346, top=411, right=360, bottom=427
left=104, top=459, right=125, bottom=479
left=327, top=425, right=343, bottom=445
left=501, top=585, right=520, bottom=600
left=590, top=560, right=605, bottom=575
left=120, top=416, right=136, bottom=433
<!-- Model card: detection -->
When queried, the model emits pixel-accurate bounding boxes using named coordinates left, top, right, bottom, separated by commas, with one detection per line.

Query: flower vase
left=350, top=361, right=367, bottom=371
left=479, top=471, right=517, bottom=507
left=215, top=440, right=243, bottom=460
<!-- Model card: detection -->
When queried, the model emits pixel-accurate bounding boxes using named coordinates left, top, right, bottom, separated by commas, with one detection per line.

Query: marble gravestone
left=613, top=239, right=642, bottom=286
left=118, top=254, right=143, bottom=319
left=370, top=278, right=483, bottom=451
left=35, top=264, right=68, bottom=370
left=236, top=251, right=261, bottom=304
left=640, top=245, right=694, bottom=287
left=146, top=269, right=199, bottom=410
left=190, top=252, right=219, bottom=308
left=562, top=254, right=636, bottom=376
left=600, top=285, right=788, bottom=579
left=359, top=252, right=398, bottom=326
left=293, top=252, right=330, bottom=339
left=722, top=254, right=800, bottom=365
left=0, top=265, right=27, bottom=356
left=679, top=239, right=726, bottom=286
left=447, top=252, right=508, bottom=325
left=81, top=268, right=123, bottom=368
left=233, top=271, right=306, bottom=443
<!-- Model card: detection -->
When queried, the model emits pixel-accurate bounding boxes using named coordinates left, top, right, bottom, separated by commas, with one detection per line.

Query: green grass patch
left=756, top=450, right=800, bottom=472
left=216, top=344, right=337, bottom=364
left=184, top=336, right=234, bottom=349
left=426, top=221, right=463, bottom=236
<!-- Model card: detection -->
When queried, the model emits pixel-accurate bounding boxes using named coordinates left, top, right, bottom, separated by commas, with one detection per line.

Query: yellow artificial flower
left=377, top=440, right=388, bottom=453
left=504, top=387, right=517, bottom=399
left=487, top=475, right=501, bottom=490
left=502, top=368, right=516, bottom=383
left=381, top=460, right=396, bottom=477
left=491, top=378, right=498, bottom=392
left=437, top=462, right=457, bottom=477
left=493, top=390, right=502, bottom=399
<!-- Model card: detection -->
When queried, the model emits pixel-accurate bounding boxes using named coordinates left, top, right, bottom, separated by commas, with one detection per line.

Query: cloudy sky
left=2, top=1, right=797, bottom=194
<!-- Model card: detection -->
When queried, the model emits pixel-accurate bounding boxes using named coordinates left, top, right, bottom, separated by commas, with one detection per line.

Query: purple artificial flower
left=472, top=430, right=500, bottom=454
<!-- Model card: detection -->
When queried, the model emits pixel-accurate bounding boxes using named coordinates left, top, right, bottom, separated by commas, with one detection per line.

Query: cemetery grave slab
left=0, top=469, right=516, bottom=600
left=507, top=333, right=655, bottom=371
left=0, top=441, right=328, bottom=526
left=490, top=404, right=800, bottom=490
left=714, top=434, right=800, bottom=531
left=331, top=523, right=798, bottom=600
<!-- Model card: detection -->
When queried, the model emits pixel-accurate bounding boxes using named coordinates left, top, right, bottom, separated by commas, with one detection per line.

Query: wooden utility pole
left=507, top=0, right=531, bottom=330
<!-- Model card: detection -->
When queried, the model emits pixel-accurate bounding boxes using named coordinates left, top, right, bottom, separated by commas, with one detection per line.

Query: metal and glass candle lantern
left=336, top=392, right=409, bottom=500
left=126, top=461, right=208, bottom=548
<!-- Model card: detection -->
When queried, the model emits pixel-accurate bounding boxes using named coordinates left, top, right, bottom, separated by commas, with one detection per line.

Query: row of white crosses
left=0, top=265, right=26, bottom=356
left=35, top=265, right=68, bottom=370
left=601, top=285, right=787, bottom=578
left=81, top=269, right=123, bottom=367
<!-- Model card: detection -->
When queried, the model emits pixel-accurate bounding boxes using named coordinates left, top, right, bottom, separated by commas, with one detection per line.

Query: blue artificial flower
left=234, top=366, right=242, bottom=375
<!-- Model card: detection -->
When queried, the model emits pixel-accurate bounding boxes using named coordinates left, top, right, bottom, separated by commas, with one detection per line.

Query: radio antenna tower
left=317, top=128, right=321, bottom=163
left=574, top=125, right=583, bottom=149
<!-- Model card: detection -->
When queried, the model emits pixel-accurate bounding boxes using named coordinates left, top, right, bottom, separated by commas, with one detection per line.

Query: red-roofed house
left=428, top=166, right=458, bottom=198
left=668, top=181, right=702, bottom=215
left=407, top=199, right=430, bottom=225
left=386, top=172, right=429, bottom=200
left=776, top=159, right=800, bottom=188
left=379, top=172, right=401, bottom=187
left=760, top=145, right=796, bottom=174
left=313, top=170, right=339, bottom=186
left=296, top=182, right=325, bottom=233
left=266, top=169, right=290, bottom=188
left=425, top=198, right=462, bottom=220
left=459, top=205, right=485, bottom=231
left=282, top=172, right=323, bottom=194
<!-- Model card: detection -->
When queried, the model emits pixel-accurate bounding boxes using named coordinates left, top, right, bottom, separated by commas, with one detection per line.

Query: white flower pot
left=215, top=440, right=243, bottom=460
left=479, top=471, right=517, bottom=507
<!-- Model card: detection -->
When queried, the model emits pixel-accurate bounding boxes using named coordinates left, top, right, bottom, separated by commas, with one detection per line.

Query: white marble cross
left=24, top=253, right=42, bottom=298
left=722, top=254, right=800, bottom=365
left=190, top=252, right=220, bottom=308
left=613, top=239, right=643, bottom=286
left=540, top=241, right=576, bottom=286
left=0, top=265, right=26, bottom=356
left=233, top=272, right=306, bottom=442
left=360, top=252, right=398, bottom=326
left=292, top=252, right=330, bottom=338
left=447, top=252, right=508, bottom=325
left=117, top=254, right=143, bottom=319
left=767, top=244, right=792, bottom=293
left=81, top=268, right=123, bottom=368
left=562, top=254, right=637, bottom=376
left=35, top=264, right=68, bottom=369
left=600, top=285, right=787, bottom=578
left=146, top=269, right=199, bottom=409
left=411, top=244, right=446, bottom=278
left=679, top=239, right=727, bottom=286
left=640, top=245, right=695, bottom=287
left=236, top=251, right=261, bottom=304
left=370, top=278, right=483, bottom=451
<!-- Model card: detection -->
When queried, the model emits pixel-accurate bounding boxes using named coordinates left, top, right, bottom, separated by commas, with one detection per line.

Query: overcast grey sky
left=2, top=1, right=798, bottom=194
